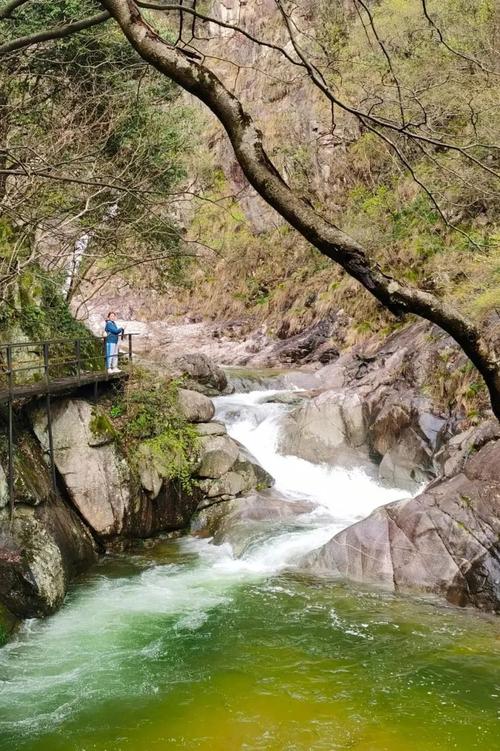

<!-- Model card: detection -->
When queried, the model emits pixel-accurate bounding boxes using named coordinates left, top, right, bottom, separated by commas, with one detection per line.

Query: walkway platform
left=0, top=370, right=127, bottom=405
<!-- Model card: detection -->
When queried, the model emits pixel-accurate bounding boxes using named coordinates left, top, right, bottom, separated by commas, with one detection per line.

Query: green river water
left=0, top=388, right=499, bottom=750
left=0, top=539, right=499, bottom=751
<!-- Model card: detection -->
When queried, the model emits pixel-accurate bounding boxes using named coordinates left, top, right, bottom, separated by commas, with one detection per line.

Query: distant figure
left=104, top=311, right=124, bottom=374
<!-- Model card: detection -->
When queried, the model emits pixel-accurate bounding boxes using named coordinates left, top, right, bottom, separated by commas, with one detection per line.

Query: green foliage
left=89, top=411, right=117, bottom=442
left=99, top=367, right=200, bottom=489
left=1, top=0, right=201, bottom=299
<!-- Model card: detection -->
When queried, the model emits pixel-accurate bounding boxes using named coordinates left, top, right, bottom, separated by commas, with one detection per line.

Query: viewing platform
left=0, top=334, right=136, bottom=404
left=0, top=334, right=137, bottom=510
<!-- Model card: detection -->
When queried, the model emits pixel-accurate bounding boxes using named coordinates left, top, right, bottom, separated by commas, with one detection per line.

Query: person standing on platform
left=104, top=312, right=124, bottom=373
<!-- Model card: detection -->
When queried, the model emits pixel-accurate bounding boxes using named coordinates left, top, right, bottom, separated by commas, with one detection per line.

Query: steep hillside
left=173, top=0, right=499, bottom=336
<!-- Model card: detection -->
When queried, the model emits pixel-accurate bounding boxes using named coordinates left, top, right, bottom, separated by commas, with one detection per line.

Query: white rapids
left=212, top=388, right=411, bottom=567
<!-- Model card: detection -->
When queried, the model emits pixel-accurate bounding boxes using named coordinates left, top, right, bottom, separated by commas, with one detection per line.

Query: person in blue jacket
left=104, top=311, right=124, bottom=373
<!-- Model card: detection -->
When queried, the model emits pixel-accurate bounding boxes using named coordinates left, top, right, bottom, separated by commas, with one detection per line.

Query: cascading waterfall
left=0, top=384, right=498, bottom=751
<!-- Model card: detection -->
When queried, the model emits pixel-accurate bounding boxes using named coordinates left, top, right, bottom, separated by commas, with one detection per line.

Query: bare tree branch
left=421, top=0, right=499, bottom=75
left=0, top=11, right=111, bottom=56
left=0, top=0, right=30, bottom=21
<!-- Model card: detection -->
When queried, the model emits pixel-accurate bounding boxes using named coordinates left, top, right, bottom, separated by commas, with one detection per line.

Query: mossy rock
left=89, top=411, right=117, bottom=447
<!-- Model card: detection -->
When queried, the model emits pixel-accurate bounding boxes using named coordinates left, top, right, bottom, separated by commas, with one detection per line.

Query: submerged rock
left=302, top=438, right=500, bottom=612
left=191, top=489, right=314, bottom=547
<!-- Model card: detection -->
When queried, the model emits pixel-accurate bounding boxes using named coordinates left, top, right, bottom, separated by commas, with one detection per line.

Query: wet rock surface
left=0, top=385, right=273, bottom=621
left=277, top=323, right=465, bottom=491
left=0, top=475, right=97, bottom=619
left=302, top=438, right=500, bottom=611
left=191, top=489, right=315, bottom=549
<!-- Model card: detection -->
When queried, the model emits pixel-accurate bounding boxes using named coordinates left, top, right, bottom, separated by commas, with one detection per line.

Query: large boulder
left=196, top=444, right=273, bottom=499
left=31, top=399, right=131, bottom=538
left=196, top=434, right=240, bottom=478
left=278, top=390, right=370, bottom=466
left=191, top=490, right=315, bottom=550
left=177, top=388, right=215, bottom=423
left=0, top=495, right=97, bottom=618
left=378, top=427, right=433, bottom=489
left=173, top=353, right=229, bottom=395
left=302, top=438, right=500, bottom=611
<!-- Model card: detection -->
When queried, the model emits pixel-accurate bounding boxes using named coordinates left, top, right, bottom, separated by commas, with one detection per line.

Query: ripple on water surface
left=0, top=538, right=499, bottom=751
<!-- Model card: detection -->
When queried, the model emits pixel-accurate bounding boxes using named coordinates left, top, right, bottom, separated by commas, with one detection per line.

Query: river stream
left=0, top=387, right=499, bottom=750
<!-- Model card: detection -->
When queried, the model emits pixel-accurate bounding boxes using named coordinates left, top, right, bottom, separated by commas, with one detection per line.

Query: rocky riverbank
left=0, top=357, right=272, bottom=629
left=187, top=323, right=500, bottom=612
left=1, top=319, right=499, bottom=633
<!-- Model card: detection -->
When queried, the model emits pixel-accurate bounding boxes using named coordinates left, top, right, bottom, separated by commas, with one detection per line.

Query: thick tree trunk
left=102, top=0, right=500, bottom=419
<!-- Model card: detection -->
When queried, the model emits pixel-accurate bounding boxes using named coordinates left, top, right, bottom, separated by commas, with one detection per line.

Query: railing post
left=128, top=333, right=133, bottom=365
left=7, top=398, right=14, bottom=519
left=45, top=394, right=57, bottom=493
left=43, top=341, right=50, bottom=387
left=75, top=339, right=81, bottom=385
left=6, top=345, right=14, bottom=518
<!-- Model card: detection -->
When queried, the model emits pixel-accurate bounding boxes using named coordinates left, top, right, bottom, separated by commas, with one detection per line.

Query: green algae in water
left=0, top=539, right=499, bottom=751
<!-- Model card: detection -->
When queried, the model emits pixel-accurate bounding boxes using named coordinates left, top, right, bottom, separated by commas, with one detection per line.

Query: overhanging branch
left=100, top=0, right=500, bottom=417
left=0, top=10, right=110, bottom=55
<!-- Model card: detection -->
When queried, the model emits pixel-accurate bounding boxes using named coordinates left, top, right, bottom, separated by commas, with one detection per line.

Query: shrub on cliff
left=92, top=367, right=200, bottom=491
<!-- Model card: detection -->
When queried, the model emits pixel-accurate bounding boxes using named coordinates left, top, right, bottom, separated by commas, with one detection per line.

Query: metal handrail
left=0, top=333, right=139, bottom=395
left=0, top=333, right=141, bottom=350
left=1, top=333, right=139, bottom=514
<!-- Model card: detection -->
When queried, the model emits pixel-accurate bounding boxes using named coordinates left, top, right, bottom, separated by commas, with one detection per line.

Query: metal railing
left=0, top=333, right=137, bottom=397
left=0, top=333, right=138, bottom=516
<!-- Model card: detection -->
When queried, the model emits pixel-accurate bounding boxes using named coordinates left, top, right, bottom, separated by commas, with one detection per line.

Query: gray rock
left=378, top=427, right=433, bottom=490
left=197, top=445, right=273, bottom=499
left=0, top=496, right=97, bottom=618
left=177, top=388, right=215, bottom=423
left=196, top=434, right=239, bottom=478
left=198, top=471, right=246, bottom=499
left=192, top=491, right=316, bottom=551
left=173, top=353, right=228, bottom=395
left=418, top=412, right=446, bottom=450
left=195, top=421, right=227, bottom=436
left=31, top=399, right=131, bottom=538
left=435, top=420, right=500, bottom=479
left=278, top=390, right=370, bottom=466
left=369, top=403, right=411, bottom=457
left=302, top=438, right=500, bottom=612
left=136, top=442, right=164, bottom=499
left=258, top=391, right=309, bottom=406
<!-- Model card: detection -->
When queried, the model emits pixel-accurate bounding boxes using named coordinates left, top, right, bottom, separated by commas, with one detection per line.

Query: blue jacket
left=105, top=320, right=124, bottom=344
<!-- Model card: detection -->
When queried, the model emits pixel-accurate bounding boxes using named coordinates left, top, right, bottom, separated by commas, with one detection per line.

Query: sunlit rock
left=177, top=388, right=215, bottom=423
